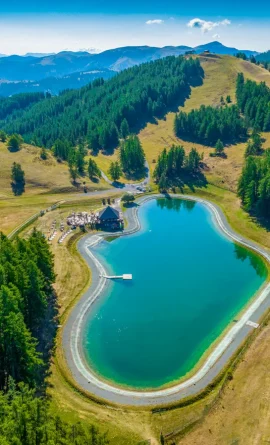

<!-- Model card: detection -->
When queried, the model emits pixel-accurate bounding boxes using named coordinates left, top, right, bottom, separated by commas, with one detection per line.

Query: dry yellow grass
left=87, top=152, right=143, bottom=183
left=0, top=142, right=74, bottom=198
left=88, top=152, right=120, bottom=179
left=0, top=142, right=110, bottom=234
left=178, top=321, right=270, bottom=445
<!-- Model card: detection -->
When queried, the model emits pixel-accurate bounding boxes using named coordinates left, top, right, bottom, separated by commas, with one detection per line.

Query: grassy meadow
left=0, top=142, right=112, bottom=234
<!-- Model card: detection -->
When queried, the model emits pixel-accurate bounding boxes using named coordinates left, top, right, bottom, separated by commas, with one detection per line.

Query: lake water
left=83, top=198, right=267, bottom=389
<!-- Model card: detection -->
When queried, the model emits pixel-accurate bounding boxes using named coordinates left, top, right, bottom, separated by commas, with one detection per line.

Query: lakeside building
left=98, top=206, right=123, bottom=230
left=66, top=206, right=123, bottom=230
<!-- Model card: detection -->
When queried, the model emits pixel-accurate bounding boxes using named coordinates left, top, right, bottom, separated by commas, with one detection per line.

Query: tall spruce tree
left=11, top=162, right=25, bottom=195
left=120, top=135, right=145, bottom=175
left=108, top=161, right=122, bottom=181
left=88, top=158, right=101, bottom=179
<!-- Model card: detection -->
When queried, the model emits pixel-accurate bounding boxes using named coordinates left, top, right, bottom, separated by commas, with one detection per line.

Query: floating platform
left=101, top=274, right=132, bottom=280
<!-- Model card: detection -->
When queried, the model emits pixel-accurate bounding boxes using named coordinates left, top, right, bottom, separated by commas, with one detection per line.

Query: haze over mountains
left=0, top=41, right=259, bottom=96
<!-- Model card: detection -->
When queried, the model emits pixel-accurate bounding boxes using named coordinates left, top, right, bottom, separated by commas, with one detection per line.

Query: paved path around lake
left=62, top=194, right=270, bottom=406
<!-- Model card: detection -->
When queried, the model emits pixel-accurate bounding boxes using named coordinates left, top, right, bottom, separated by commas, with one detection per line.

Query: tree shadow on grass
left=174, top=170, right=208, bottom=193
left=248, top=213, right=270, bottom=233
left=7, top=145, right=20, bottom=153
left=89, top=176, right=100, bottom=183
left=210, top=152, right=228, bottom=159
left=123, top=165, right=148, bottom=182
left=111, top=181, right=126, bottom=188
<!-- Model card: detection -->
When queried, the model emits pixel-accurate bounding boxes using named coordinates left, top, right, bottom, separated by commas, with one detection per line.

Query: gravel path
left=62, top=194, right=270, bottom=406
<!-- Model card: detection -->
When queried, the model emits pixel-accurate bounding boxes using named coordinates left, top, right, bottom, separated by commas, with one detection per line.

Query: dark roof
left=99, top=206, right=120, bottom=220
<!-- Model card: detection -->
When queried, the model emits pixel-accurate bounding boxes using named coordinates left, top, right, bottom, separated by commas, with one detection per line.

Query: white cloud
left=187, top=18, right=231, bottom=33
left=146, top=19, right=164, bottom=25
left=212, top=34, right=220, bottom=39
left=220, top=19, right=231, bottom=26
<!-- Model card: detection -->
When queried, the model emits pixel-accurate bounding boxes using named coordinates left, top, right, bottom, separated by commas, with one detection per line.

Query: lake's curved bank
left=62, top=194, right=270, bottom=406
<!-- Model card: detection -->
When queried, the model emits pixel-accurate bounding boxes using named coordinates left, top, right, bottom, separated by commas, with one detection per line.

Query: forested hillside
left=0, top=56, right=203, bottom=150
left=0, top=92, right=47, bottom=120
left=0, top=230, right=110, bottom=445
left=236, top=73, right=270, bottom=131
left=238, top=148, right=270, bottom=218
left=0, top=230, right=56, bottom=390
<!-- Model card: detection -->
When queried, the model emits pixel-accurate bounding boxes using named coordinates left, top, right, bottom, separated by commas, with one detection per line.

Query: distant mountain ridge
left=255, top=50, right=270, bottom=62
left=0, top=41, right=259, bottom=79
left=0, top=69, right=115, bottom=97
left=0, top=41, right=259, bottom=96
left=24, top=52, right=56, bottom=58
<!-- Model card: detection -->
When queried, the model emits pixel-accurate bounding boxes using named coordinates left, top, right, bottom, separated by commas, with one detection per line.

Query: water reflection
left=156, top=198, right=196, bottom=213
left=234, top=244, right=267, bottom=279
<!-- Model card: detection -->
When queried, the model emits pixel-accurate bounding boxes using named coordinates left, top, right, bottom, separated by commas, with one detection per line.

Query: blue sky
left=0, top=1, right=270, bottom=54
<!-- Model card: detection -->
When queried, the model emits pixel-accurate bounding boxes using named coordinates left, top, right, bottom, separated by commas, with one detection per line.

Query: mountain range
left=0, top=41, right=259, bottom=96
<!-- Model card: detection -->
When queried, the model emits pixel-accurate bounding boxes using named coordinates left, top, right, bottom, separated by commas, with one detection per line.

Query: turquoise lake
left=83, top=198, right=267, bottom=389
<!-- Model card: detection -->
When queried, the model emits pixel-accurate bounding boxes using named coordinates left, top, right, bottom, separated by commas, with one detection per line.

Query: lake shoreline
left=62, top=194, right=270, bottom=406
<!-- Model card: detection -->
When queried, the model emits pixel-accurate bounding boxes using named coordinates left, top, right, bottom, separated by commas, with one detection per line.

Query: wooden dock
left=101, top=274, right=132, bottom=280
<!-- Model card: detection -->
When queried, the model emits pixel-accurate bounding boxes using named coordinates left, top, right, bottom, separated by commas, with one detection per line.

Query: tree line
left=174, top=103, right=247, bottom=146
left=0, top=382, right=109, bottom=445
left=153, top=144, right=202, bottom=190
left=0, top=230, right=56, bottom=391
left=0, top=57, right=204, bottom=151
left=238, top=148, right=270, bottom=219
left=236, top=73, right=270, bottom=132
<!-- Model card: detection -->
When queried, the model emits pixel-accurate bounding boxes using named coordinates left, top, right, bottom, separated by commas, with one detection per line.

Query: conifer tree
left=120, top=118, right=129, bottom=139
left=120, top=135, right=145, bottom=175
left=11, top=162, right=25, bottom=195
left=108, top=161, right=122, bottom=181
left=8, top=134, right=23, bottom=151
left=88, top=158, right=101, bottom=179
left=0, top=130, right=7, bottom=142
left=215, top=139, right=224, bottom=156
